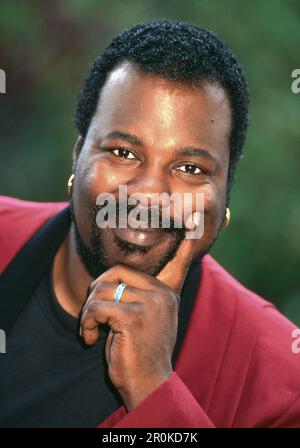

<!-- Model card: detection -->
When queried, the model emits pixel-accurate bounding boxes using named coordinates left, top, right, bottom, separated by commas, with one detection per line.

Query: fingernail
left=185, top=213, right=195, bottom=230
left=193, top=211, right=201, bottom=227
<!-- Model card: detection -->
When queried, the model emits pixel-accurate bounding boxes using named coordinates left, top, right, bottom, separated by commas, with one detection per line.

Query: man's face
left=71, top=61, right=231, bottom=278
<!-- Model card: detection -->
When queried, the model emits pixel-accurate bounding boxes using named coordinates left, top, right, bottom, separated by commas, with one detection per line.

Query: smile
left=112, top=226, right=170, bottom=247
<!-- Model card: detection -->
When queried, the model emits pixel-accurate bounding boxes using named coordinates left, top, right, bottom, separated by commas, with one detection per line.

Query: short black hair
left=75, top=19, right=249, bottom=193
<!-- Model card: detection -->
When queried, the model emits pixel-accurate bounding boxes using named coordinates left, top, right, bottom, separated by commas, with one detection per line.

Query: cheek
left=179, top=184, right=222, bottom=221
left=201, top=184, right=225, bottom=236
left=189, top=184, right=225, bottom=253
left=72, top=156, right=113, bottom=242
left=74, top=155, right=97, bottom=198
left=75, top=155, right=122, bottom=201
left=202, top=184, right=221, bottom=216
left=73, top=155, right=135, bottom=242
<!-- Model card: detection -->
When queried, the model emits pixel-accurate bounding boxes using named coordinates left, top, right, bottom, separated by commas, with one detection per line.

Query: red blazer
left=1, top=195, right=299, bottom=428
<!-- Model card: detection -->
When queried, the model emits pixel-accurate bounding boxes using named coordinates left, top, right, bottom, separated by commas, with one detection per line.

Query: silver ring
left=113, top=282, right=127, bottom=303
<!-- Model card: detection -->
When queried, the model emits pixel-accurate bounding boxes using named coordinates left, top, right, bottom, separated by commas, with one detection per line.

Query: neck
left=52, top=223, right=94, bottom=318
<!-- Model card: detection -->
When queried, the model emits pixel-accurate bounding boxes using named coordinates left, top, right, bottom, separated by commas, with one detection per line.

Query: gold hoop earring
left=67, top=174, right=75, bottom=195
left=223, top=208, right=231, bottom=229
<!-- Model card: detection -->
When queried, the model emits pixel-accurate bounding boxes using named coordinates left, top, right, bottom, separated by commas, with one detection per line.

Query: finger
left=156, top=212, right=200, bottom=293
left=105, top=330, right=115, bottom=364
left=90, top=263, right=161, bottom=292
left=83, top=282, right=153, bottom=315
left=80, top=300, right=138, bottom=345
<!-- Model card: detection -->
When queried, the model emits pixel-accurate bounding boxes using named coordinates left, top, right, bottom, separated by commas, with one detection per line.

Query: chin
left=101, top=233, right=176, bottom=276
left=106, top=247, right=162, bottom=275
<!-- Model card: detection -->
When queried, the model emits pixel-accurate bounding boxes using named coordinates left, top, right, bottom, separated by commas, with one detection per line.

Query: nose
left=125, top=165, right=185, bottom=229
left=126, top=165, right=170, bottom=207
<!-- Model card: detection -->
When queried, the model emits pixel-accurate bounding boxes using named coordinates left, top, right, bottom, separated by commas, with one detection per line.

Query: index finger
left=156, top=211, right=201, bottom=293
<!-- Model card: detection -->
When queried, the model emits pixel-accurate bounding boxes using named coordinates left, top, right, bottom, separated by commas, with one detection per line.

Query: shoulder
left=0, top=195, right=68, bottom=273
left=0, top=195, right=67, bottom=218
left=201, top=255, right=300, bottom=427
left=201, top=254, right=294, bottom=330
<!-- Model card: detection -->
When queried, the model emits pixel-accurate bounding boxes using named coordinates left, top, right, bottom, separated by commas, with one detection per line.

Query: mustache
left=91, top=201, right=185, bottom=234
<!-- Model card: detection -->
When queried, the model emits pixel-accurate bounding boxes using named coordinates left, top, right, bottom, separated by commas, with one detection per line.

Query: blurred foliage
left=0, top=0, right=299, bottom=324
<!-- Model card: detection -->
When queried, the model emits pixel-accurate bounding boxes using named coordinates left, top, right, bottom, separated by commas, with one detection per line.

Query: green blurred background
left=0, top=0, right=299, bottom=324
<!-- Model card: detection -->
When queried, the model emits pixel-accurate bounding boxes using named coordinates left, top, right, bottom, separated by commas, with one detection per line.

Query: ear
left=72, top=136, right=84, bottom=170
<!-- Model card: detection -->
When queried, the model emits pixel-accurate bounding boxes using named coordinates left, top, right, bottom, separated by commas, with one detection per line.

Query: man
left=0, top=20, right=299, bottom=428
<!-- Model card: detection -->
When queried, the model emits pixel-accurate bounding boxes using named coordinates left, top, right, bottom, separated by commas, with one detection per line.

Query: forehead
left=90, top=61, right=232, bottom=158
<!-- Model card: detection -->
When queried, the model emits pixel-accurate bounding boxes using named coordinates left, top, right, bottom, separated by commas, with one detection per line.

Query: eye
left=112, top=148, right=136, bottom=159
left=177, top=164, right=202, bottom=175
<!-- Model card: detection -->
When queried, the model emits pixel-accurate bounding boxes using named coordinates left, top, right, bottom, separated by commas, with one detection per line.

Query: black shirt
left=0, top=207, right=201, bottom=428
left=0, top=265, right=122, bottom=428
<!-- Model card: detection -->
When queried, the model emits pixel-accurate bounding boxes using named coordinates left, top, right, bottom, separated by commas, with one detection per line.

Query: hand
left=80, top=217, right=196, bottom=411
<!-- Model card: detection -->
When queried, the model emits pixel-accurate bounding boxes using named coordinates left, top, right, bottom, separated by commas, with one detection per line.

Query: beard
left=69, top=198, right=224, bottom=280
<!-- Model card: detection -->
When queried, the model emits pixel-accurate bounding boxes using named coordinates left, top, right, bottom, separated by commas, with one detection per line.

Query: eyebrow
left=175, top=147, right=218, bottom=166
left=103, top=131, right=144, bottom=147
left=103, top=130, right=218, bottom=167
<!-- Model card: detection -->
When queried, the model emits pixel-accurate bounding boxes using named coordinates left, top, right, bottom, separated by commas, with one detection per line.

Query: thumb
left=156, top=211, right=201, bottom=293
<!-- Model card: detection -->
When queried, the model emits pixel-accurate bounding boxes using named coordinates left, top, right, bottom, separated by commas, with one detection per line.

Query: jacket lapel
left=0, top=207, right=70, bottom=333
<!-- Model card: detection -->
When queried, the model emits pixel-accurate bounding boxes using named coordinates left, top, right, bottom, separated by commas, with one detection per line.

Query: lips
left=112, top=226, right=169, bottom=247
